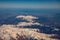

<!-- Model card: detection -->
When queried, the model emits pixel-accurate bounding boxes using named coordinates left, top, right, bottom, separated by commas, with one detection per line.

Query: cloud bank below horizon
left=0, top=15, right=59, bottom=40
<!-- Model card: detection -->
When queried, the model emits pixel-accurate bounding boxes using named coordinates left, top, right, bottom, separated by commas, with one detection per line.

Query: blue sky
left=0, top=0, right=60, bottom=9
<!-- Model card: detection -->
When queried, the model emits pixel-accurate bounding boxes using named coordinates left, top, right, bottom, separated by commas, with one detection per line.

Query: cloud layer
left=0, top=15, right=59, bottom=40
left=17, top=22, right=40, bottom=27
left=16, top=15, right=38, bottom=22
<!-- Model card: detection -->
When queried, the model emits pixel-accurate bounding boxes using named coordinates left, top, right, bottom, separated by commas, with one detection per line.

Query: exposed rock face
left=0, top=25, right=57, bottom=40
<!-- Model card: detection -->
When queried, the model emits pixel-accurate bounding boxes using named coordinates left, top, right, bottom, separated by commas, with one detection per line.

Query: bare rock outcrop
left=0, top=25, right=57, bottom=40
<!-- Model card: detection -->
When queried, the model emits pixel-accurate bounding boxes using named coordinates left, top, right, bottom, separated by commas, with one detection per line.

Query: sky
left=0, top=0, right=60, bottom=9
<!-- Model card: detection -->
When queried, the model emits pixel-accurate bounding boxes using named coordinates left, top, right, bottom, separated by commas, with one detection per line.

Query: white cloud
left=16, top=15, right=38, bottom=22
left=16, top=15, right=48, bottom=27
left=17, top=22, right=40, bottom=27
left=52, top=27, right=60, bottom=31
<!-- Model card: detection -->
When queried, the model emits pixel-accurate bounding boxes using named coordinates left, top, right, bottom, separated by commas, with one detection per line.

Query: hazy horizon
left=0, top=0, right=60, bottom=9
